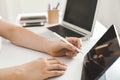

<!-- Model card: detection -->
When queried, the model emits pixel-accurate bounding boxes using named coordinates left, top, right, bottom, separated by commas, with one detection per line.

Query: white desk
left=0, top=21, right=120, bottom=80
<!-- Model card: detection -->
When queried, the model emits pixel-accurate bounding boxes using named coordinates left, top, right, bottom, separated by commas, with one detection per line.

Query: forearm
left=0, top=67, right=23, bottom=80
left=9, top=27, right=52, bottom=53
left=0, top=19, right=52, bottom=54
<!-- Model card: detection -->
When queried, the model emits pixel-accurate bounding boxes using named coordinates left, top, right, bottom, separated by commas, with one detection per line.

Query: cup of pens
left=48, top=3, right=60, bottom=24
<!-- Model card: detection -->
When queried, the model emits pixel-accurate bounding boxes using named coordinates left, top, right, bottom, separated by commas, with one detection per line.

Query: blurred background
left=0, top=0, right=120, bottom=29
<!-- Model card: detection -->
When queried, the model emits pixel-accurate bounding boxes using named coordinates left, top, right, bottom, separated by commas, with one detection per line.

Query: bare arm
left=0, top=19, right=81, bottom=57
left=0, top=66, right=22, bottom=80
left=0, top=19, right=81, bottom=80
left=0, top=19, right=52, bottom=54
left=0, top=57, right=67, bottom=80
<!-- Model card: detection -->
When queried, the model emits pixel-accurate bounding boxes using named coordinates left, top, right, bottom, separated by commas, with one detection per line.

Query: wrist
left=0, top=66, right=25, bottom=80
left=42, top=40, right=55, bottom=56
left=43, top=40, right=63, bottom=57
left=12, top=66, right=26, bottom=80
left=43, top=40, right=53, bottom=55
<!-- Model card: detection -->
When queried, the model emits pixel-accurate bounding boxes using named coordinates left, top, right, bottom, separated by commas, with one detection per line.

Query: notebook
left=47, top=0, right=100, bottom=40
left=81, top=25, right=120, bottom=80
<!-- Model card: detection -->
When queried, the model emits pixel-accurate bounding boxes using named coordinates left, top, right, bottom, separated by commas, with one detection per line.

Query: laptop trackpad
left=47, top=25, right=84, bottom=38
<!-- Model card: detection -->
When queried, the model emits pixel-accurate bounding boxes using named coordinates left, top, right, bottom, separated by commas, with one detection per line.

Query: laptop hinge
left=62, top=24, right=87, bottom=35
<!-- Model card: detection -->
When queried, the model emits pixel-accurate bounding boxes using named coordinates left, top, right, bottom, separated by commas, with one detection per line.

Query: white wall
left=0, top=0, right=21, bottom=22
left=0, top=0, right=120, bottom=29
left=6, top=0, right=21, bottom=22
left=19, top=0, right=63, bottom=13
left=0, top=0, right=64, bottom=22
left=98, top=0, right=120, bottom=29
left=0, top=0, right=8, bottom=19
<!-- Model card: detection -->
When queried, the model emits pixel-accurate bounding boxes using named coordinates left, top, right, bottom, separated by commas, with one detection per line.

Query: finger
left=49, top=60, right=66, bottom=65
left=66, top=51, right=77, bottom=57
left=79, top=38, right=82, bottom=48
left=47, top=57, right=56, bottom=60
left=75, top=39, right=81, bottom=48
left=48, top=57, right=61, bottom=64
left=48, top=64, right=67, bottom=71
left=66, top=52, right=74, bottom=57
left=61, top=42, right=76, bottom=52
left=72, top=52, right=78, bottom=56
left=71, top=38, right=81, bottom=48
left=66, top=37, right=79, bottom=42
left=66, top=37, right=82, bottom=48
left=49, top=71, right=65, bottom=77
left=49, top=60, right=61, bottom=64
left=48, top=57, right=66, bottom=65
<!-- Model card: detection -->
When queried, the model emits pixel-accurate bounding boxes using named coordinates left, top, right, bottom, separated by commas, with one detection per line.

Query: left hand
left=47, top=37, right=82, bottom=57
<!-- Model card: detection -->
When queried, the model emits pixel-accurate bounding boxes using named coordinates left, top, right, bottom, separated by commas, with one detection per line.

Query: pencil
left=53, top=32, right=83, bottom=54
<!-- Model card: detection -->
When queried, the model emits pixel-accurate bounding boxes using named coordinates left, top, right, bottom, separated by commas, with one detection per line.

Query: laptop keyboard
left=48, top=25, right=84, bottom=38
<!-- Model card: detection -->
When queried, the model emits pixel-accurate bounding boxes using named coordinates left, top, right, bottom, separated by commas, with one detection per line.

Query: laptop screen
left=63, top=0, right=98, bottom=32
left=81, top=25, right=120, bottom=80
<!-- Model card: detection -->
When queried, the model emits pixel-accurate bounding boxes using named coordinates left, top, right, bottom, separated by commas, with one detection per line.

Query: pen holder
left=48, top=9, right=59, bottom=24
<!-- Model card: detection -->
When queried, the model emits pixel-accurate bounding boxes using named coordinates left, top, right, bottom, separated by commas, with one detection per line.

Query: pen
left=48, top=3, right=51, bottom=10
left=53, top=32, right=83, bottom=54
left=55, top=2, right=60, bottom=9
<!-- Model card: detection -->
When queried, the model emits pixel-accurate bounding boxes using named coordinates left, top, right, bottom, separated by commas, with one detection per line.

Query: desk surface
left=0, top=21, right=120, bottom=80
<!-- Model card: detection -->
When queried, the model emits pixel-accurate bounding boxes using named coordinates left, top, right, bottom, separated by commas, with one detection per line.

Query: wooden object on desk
left=48, top=9, right=59, bottom=24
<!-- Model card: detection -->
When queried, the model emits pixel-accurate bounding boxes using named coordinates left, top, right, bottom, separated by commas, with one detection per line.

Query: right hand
left=17, top=57, right=67, bottom=80
left=46, top=37, right=82, bottom=57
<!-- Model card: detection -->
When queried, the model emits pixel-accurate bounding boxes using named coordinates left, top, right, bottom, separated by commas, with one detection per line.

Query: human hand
left=47, top=37, right=82, bottom=57
left=17, top=57, right=67, bottom=80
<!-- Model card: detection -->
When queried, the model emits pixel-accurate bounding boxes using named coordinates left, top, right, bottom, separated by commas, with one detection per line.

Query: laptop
left=115, top=26, right=120, bottom=36
left=47, top=0, right=100, bottom=40
left=81, top=25, right=120, bottom=80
